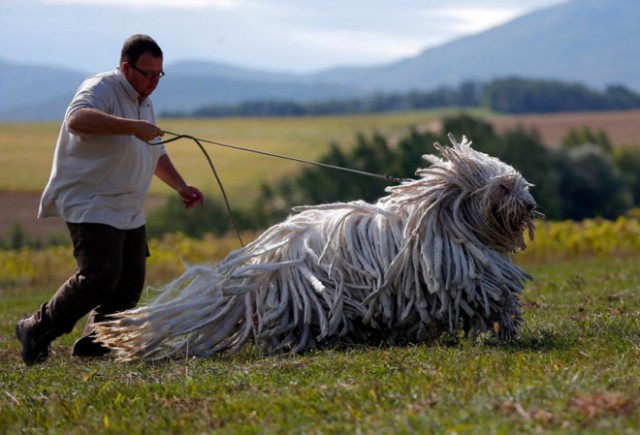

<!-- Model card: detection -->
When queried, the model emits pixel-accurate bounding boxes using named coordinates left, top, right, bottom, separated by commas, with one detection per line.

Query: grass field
left=0, top=109, right=468, bottom=240
left=3, top=109, right=640, bottom=198
left=4, top=108, right=640, bottom=240
left=1, top=250, right=639, bottom=433
left=0, top=109, right=472, bottom=198
left=3, top=216, right=640, bottom=433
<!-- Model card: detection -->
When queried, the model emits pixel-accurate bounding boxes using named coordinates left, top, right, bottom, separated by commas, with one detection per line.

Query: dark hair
left=120, top=34, right=163, bottom=64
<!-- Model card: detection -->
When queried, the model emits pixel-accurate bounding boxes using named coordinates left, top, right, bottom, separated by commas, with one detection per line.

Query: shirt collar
left=115, top=68, right=143, bottom=103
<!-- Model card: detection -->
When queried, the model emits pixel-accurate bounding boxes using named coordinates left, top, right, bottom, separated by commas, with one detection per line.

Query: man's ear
left=120, top=62, right=130, bottom=73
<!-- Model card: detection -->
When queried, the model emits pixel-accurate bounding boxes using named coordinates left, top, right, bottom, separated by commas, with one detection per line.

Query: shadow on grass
left=309, top=325, right=578, bottom=357
left=84, top=322, right=591, bottom=366
left=481, top=327, right=577, bottom=352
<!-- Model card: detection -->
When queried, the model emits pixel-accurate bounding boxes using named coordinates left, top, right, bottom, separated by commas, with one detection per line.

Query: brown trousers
left=31, top=222, right=149, bottom=340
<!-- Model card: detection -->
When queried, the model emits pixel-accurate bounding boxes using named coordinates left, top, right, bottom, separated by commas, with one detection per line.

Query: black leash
left=160, top=131, right=406, bottom=183
left=151, top=130, right=406, bottom=247
left=151, top=132, right=245, bottom=246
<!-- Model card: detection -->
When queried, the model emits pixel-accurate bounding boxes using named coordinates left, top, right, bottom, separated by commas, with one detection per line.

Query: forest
left=162, top=78, right=640, bottom=118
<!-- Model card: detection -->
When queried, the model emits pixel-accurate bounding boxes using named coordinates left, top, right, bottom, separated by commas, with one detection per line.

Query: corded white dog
left=96, top=133, right=542, bottom=360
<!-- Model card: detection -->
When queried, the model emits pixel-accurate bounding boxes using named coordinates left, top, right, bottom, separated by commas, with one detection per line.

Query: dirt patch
left=0, top=192, right=167, bottom=242
left=490, top=110, right=640, bottom=147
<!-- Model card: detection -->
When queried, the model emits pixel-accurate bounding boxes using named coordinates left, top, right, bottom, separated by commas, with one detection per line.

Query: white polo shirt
left=38, top=68, right=166, bottom=230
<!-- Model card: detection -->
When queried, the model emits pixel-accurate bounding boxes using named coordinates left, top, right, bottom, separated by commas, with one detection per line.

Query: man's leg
left=15, top=303, right=59, bottom=365
left=73, top=225, right=148, bottom=357
left=16, top=223, right=125, bottom=364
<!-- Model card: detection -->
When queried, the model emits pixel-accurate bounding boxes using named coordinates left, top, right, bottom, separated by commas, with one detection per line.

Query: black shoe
left=15, top=319, right=51, bottom=365
left=72, top=334, right=111, bottom=357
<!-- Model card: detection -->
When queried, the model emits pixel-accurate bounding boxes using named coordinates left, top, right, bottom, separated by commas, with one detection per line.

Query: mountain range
left=0, top=0, right=636, bottom=121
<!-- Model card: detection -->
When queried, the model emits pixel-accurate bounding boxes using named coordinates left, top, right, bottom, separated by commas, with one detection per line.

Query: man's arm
left=155, top=154, right=205, bottom=209
left=68, top=108, right=163, bottom=142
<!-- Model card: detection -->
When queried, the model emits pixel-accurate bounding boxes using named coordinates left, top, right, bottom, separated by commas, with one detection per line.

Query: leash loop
left=150, top=130, right=407, bottom=247
left=150, top=132, right=244, bottom=246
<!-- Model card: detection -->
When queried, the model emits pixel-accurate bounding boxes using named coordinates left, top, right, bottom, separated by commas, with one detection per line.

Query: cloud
left=288, top=29, right=437, bottom=64
left=43, top=0, right=241, bottom=9
left=435, top=7, right=526, bottom=33
left=4, top=0, right=568, bottom=73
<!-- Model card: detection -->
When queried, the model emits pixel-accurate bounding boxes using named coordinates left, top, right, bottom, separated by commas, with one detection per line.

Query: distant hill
left=153, top=66, right=365, bottom=114
left=0, top=59, right=365, bottom=121
left=0, top=0, right=636, bottom=121
left=307, top=0, right=639, bottom=92
left=0, top=60, right=85, bottom=120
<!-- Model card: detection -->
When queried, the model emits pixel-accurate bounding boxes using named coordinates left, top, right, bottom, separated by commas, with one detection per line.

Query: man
left=15, top=34, right=205, bottom=365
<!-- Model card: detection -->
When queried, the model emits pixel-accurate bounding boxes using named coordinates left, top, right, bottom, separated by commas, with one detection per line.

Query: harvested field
left=0, top=192, right=167, bottom=242
left=490, top=110, right=640, bottom=147
left=0, top=192, right=64, bottom=240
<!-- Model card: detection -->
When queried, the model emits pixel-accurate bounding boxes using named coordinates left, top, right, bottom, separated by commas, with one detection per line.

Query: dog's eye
left=499, top=184, right=512, bottom=193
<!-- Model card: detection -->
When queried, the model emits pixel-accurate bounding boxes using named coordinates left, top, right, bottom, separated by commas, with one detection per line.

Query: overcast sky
left=2, top=0, right=567, bottom=74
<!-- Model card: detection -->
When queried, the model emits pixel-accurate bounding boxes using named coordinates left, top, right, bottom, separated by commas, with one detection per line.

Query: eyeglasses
left=130, top=63, right=165, bottom=79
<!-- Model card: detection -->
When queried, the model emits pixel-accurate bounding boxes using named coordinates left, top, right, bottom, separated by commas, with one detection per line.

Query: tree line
left=161, top=78, right=640, bottom=118
left=145, top=114, right=640, bottom=240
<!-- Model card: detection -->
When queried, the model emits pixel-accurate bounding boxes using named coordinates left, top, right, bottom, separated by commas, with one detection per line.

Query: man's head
left=120, top=34, right=164, bottom=101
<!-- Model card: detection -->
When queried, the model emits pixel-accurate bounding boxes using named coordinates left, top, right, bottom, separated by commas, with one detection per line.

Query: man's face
left=122, top=52, right=164, bottom=101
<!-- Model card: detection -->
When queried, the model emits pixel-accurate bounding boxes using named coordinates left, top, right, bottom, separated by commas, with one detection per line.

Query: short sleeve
left=64, top=75, right=113, bottom=132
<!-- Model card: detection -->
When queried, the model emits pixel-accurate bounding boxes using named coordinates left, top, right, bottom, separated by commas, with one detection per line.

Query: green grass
left=2, top=255, right=639, bottom=433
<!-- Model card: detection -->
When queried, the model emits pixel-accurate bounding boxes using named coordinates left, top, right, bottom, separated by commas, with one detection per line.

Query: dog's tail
left=94, top=265, right=255, bottom=360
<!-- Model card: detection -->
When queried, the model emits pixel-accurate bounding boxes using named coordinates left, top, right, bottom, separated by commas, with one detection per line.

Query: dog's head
left=380, top=134, right=539, bottom=340
left=478, top=171, right=540, bottom=252
left=390, top=133, right=542, bottom=254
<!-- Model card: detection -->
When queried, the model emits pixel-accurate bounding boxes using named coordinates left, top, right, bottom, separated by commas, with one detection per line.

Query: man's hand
left=134, top=120, right=164, bottom=142
left=177, top=184, right=205, bottom=209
